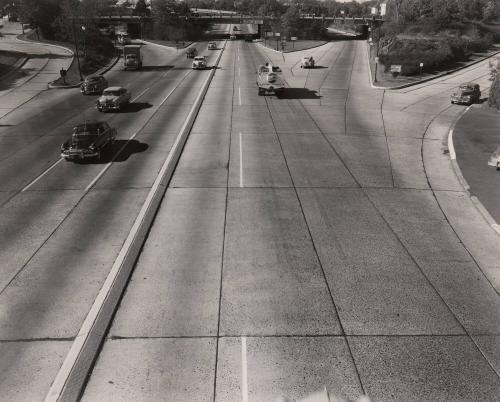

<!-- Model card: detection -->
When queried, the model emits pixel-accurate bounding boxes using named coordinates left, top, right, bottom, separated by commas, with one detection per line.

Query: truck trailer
left=123, top=45, right=142, bottom=70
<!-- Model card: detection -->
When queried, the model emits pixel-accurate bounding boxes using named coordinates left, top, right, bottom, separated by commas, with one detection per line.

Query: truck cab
left=123, top=45, right=142, bottom=70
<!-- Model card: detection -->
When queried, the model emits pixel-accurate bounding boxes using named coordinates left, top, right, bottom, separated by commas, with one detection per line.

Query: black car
left=80, top=75, right=108, bottom=95
left=186, top=48, right=197, bottom=58
left=61, top=121, right=116, bottom=161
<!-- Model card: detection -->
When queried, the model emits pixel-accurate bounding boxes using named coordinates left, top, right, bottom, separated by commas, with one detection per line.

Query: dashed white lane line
left=239, top=132, right=243, bottom=188
left=241, top=336, right=249, bottom=402
left=21, top=158, right=63, bottom=192
left=239, top=86, right=242, bottom=106
left=85, top=70, right=193, bottom=193
left=131, top=87, right=150, bottom=102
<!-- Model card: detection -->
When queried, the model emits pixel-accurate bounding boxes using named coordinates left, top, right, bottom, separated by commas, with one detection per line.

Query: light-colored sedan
left=192, top=56, right=207, bottom=70
left=488, top=146, right=500, bottom=170
left=208, top=41, right=217, bottom=50
left=96, top=86, right=131, bottom=112
left=301, top=56, right=315, bottom=68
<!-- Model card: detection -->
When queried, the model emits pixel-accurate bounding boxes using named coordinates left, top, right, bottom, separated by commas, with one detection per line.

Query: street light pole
left=71, top=19, right=83, bottom=81
left=81, top=25, right=86, bottom=58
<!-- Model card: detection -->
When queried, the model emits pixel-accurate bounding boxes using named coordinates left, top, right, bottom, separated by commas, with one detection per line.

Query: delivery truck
left=123, top=45, right=142, bottom=70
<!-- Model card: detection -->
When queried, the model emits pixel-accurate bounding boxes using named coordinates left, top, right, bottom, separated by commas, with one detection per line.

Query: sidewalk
left=0, top=21, right=74, bottom=122
left=0, top=21, right=73, bottom=93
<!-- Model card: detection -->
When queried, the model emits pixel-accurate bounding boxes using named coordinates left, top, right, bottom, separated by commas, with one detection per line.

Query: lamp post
left=374, top=56, right=379, bottom=83
left=81, top=25, right=86, bottom=58
left=419, top=62, right=423, bottom=77
left=71, top=19, right=83, bottom=81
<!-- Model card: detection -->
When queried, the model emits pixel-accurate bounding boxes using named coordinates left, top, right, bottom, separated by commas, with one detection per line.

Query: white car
left=301, top=56, right=315, bottom=68
left=96, top=86, right=131, bottom=112
left=192, top=56, right=207, bottom=70
left=488, top=146, right=500, bottom=170
left=208, top=42, right=217, bottom=50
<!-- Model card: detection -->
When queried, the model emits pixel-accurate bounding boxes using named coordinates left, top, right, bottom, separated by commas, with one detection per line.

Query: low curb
left=447, top=105, right=500, bottom=238
left=366, top=41, right=500, bottom=90
left=48, top=54, right=121, bottom=89
left=45, top=40, right=228, bottom=402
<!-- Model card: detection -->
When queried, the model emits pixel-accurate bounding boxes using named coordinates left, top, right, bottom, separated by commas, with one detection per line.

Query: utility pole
left=71, top=18, right=83, bottom=81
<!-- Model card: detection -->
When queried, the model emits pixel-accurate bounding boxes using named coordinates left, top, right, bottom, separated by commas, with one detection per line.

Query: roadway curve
left=78, top=41, right=500, bottom=401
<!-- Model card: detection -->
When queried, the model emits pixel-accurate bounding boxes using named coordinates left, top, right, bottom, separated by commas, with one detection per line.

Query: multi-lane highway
left=1, top=36, right=500, bottom=401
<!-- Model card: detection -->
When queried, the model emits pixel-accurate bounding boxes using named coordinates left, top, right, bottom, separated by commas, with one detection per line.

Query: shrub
left=489, top=75, right=500, bottom=110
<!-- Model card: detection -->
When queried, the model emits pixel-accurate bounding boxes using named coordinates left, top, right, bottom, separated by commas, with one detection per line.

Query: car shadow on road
left=305, top=65, right=328, bottom=69
left=279, top=88, right=321, bottom=99
left=113, top=139, right=149, bottom=162
left=139, top=65, right=173, bottom=71
left=122, top=102, right=153, bottom=113
left=74, top=140, right=148, bottom=164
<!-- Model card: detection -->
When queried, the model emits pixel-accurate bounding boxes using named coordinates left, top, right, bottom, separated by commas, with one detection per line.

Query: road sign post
left=275, top=32, right=280, bottom=51
left=291, top=36, right=297, bottom=48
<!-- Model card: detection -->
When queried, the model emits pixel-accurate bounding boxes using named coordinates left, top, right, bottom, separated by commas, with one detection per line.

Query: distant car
left=186, top=47, right=197, bottom=58
left=96, top=86, right=131, bottom=112
left=192, top=56, right=207, bottom=70
left=117, top=33, right=131, bottom=45
left=451, top=82, right=481, bottom=105
left=488, top=146, right=500, bottom=170
left=301, top=56, right=315, bottom=68
left=230, top=34, right=237, bottom=40
left=208, top=41, right=217, bottom=50
left=61, top=121, right=116, bottom=161
left=80, top=75, right=108, bottom=95
left=244, top=35, right=253, bottom=42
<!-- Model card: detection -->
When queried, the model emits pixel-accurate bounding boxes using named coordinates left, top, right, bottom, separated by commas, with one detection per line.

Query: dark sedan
left=61, top=121, right=116, bottom=161
left=80, top=75, right=108, bottom=95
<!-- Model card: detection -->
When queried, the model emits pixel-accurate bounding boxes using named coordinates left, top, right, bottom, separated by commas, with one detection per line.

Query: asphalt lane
left=0, top=41, right=224, bottom=398
left=82, top=40, right=500, bottom=401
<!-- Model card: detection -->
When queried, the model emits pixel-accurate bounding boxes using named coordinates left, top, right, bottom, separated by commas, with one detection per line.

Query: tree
left=134, top=0, right=149, bottom=16
left=18, top=0, right=61, bottom=38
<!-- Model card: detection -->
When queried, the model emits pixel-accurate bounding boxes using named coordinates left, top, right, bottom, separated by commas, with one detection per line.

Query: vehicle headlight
left=89, top=145, right=95, bottom=151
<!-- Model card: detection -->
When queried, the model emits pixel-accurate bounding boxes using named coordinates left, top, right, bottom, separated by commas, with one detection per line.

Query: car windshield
left=87, top=77, right=100, bottom=82
left=103, top=90, right=121, bottom=96
left=194, top=57, right=204, bottom=61
left=459, top=84, right=474, bottom=91
left=126, top=55, right=136, bottom=59
left=73, top=124, right=100, bottom=136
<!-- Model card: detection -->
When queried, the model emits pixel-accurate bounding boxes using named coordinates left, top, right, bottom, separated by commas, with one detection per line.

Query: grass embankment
left=0, top=50, right=24, bottom=76
left=20, top=29, right=116, bottom=85
left=375, top=22, right=495, bottom=76
left=260, top=40, right=328, bottom=53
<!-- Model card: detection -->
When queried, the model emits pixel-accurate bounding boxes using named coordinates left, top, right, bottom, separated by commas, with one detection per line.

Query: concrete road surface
left=80, top=41, right=500, bottom=401
left=1, top=35, right=500, bottom=400
left=0, top=40, right=224, bottom=400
